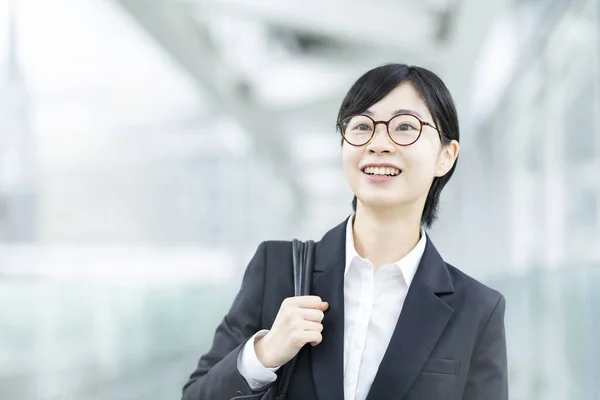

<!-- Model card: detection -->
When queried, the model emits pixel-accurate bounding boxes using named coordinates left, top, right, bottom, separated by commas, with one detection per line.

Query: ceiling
left=1, top=0, right=512, bottom=238
left=115, top=0, right=510, bottom=228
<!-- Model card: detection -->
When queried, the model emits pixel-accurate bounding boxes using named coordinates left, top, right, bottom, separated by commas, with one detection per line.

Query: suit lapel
left=366, top=236, right=455, bottom=400
left=309, top=220, right=346, bottom=400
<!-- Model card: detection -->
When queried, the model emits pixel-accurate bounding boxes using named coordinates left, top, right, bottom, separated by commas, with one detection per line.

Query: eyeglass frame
left=338, top=113, right=444, bottom=147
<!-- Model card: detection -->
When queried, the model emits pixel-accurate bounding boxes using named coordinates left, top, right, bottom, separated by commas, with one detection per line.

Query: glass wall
left=0, top=279, right=239, bottom=399
left=470, top=0, right=600, bottom=398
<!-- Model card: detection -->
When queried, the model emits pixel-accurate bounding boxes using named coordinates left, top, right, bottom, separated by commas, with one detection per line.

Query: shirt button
left=346, top=377, right=354, bottom=387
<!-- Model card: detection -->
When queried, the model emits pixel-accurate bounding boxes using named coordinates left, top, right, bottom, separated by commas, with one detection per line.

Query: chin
left=356, top=193, right=407, bottom=210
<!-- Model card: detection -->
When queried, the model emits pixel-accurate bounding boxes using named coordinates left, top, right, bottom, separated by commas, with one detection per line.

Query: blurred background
left=0, top=0, right=598, bottom=399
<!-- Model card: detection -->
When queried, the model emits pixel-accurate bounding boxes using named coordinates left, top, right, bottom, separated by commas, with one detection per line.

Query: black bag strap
left=275, top=239, right=316, bottom=400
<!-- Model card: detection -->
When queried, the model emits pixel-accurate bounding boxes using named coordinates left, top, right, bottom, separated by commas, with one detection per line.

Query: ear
left=435, top=140, right=459, bottom=177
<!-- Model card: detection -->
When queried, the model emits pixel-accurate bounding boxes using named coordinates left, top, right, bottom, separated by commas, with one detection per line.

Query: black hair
left=337, top=63, right=459, bottom=228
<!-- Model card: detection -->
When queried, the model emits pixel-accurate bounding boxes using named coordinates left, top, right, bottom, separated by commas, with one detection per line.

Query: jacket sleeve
left=182, top=241, right=272, bottom=400
left=463, top=295, right=508, bottom=400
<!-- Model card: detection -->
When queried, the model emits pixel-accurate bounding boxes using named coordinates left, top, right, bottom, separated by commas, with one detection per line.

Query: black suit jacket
left=182, top=219, right=508, bottom=400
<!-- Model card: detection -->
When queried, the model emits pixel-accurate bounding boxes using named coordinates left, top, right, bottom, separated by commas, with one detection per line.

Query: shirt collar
left=344, top=214, right=427, bottom=286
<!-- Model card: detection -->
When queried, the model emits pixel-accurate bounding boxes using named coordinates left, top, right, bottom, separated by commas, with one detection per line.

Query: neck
left=352, top=203, right=422, bottom=271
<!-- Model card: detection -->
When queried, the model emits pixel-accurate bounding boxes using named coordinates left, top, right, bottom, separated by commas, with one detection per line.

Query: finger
left=299, top=308, right=325, bottom=322
left=316, top=302, right=329, bottom=312
left=302, top=321, right=323, bottom=333
left=283, top=295, right=320, bottom=307
left=293, top=296, right=323, bottom=308
left=308, top=333, right=323, bottom=346
left=299, top=331, right=322, bottom=346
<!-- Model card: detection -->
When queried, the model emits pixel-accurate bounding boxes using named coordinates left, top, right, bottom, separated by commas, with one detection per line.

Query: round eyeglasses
left=339, top=113, right=443, bottom=147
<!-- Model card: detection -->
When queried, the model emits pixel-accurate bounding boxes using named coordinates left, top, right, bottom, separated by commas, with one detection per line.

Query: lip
left=360, top=163, right=401, bottom=170
left=364, top=173, right=397, bottom=183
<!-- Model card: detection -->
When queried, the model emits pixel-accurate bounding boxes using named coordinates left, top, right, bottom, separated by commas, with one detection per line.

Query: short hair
left=336, top=63, right=460, bottom=228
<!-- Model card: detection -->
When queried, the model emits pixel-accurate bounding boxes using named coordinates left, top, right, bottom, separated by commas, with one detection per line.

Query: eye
left=391, top=115, right=421, bottom=132
left=397, top=123, right=416, bottom=131
left=395, top=123, right=419, bottom=131
left=342, top=115, right=373, bottom=135
left=355, top=123, right=373, bottom=131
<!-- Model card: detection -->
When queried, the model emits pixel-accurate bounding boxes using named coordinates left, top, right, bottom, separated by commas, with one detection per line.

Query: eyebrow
left=363, top=109, right=425, bottom=120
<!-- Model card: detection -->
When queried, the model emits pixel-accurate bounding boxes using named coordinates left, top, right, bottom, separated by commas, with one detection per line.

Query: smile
left=361, top=166, right=401, bottom=176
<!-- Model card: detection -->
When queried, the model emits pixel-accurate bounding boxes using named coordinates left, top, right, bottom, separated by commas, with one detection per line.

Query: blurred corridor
left=0, top=0, right=599, bottom=399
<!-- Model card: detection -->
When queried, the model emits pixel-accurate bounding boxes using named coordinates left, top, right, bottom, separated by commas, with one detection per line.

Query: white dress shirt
left=237, top=216, right=427, bottom=400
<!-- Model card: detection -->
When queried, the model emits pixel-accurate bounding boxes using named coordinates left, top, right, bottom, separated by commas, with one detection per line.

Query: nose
left=366, top=123, right=395, bottom=153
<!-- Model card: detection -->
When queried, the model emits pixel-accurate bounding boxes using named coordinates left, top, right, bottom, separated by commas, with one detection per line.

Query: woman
left=182, top=63, right=508, bottom=400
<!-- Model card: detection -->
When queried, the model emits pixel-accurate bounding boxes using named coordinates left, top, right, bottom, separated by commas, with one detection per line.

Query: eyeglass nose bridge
left=369, top=119, right=396, bottom=143
left=373, top=120, right=389, bottom=132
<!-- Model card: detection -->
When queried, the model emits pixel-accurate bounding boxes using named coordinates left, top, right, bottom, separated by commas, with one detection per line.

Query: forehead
left=366, top=83, right=432, bottom=121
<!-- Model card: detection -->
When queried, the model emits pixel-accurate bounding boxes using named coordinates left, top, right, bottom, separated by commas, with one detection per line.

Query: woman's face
left=342, top=82, right=459, bottom=212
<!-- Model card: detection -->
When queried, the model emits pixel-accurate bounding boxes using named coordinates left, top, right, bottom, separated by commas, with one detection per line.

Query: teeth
left=363, top=166, right=401, bottom=176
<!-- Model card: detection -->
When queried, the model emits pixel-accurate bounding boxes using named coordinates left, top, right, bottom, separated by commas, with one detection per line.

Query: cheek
left=403, top=143, right=440, bottom=179
left=341, top=145, right=361, bottom=174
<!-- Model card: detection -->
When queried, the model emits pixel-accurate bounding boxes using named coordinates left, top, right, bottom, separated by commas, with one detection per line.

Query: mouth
left=361, top=166, right=402, bottom=177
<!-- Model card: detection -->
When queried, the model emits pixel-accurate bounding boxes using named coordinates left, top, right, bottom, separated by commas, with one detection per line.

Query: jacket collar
left=309, top=218, right=455, bottom=400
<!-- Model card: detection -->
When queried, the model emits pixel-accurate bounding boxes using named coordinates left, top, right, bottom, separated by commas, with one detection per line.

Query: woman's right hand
left=254, top=296, right=329, bottom=368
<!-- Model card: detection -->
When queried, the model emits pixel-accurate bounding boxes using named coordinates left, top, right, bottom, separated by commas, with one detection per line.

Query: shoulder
left=255, top=240, right=295, bottom=280
left=445, top=262, right=505, bottom=316
left=261, top=240, right=293, bottom=261
left=242, top=240, right=294, bottom=280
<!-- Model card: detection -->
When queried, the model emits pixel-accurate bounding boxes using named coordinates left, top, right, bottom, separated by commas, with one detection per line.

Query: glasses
left=339, top=113, right=443, bottom=147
